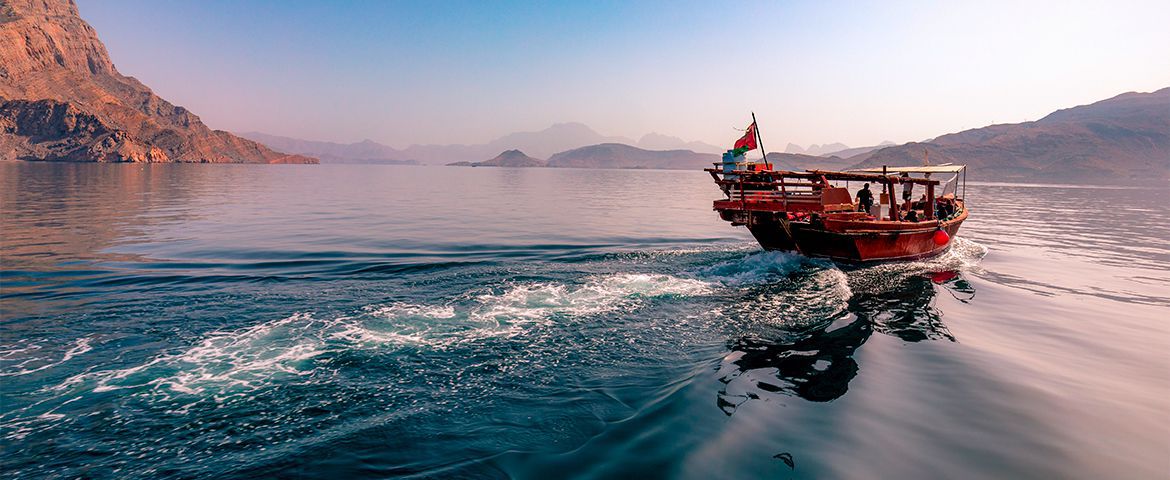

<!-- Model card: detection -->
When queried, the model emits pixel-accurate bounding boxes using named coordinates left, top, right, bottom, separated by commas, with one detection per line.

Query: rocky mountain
left=848, top=88, right=1170, bottom=182
left=547, top=143, right=717, bottom=170
left=235, top=132, right=414, bottom=164
left=0, top=0, right=314, bottom=163
left=447, top=149, right=545, bottom=167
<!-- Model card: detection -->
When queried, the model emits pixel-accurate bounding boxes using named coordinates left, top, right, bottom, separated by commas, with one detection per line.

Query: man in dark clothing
left=856, top=183, right=874, bottom=214
left=901, top=173, right=914, bottom=211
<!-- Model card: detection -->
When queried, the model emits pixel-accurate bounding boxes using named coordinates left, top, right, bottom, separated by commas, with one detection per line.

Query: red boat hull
left=747, top=217, right=965, bottom=262
left=706, top=166, right=970, bottom=262
left=716, top=200, right=969, bottom=262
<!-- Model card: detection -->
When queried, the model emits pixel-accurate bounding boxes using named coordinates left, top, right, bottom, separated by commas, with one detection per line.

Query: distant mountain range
left=405, top=122, right=633, bottom=163
left=762, top=152, right=858, bottom=171
left=785, top=142, right=849, bottom=156
left=239, top=123, right=723, bottom=165
left=848, top=88, right=1170, bottom=182
left=440, top=88, right=1170, bottom=181
left=820, top=142, right=898, bottom=159
left=443, top=144, right=716, bottom=170
left=235, top=132, right=416, bottom=164
left=241, top=86, right=1170, bottom=181
left=782, top=142, right=897, bottom=158
left=637, top=133, right=723, bottom=154
left=547, top=143, right=716, bottom=169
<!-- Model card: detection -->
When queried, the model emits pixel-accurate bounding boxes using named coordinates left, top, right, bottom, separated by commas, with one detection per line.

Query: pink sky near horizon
left=77, top=0, right=1170, bottom=150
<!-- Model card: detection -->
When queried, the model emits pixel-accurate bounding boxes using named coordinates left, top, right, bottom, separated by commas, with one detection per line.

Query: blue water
left=2, top=162, right=1168, bottom=479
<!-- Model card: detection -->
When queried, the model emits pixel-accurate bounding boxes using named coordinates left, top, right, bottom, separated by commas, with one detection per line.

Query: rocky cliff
left=0, top=0, right=315, bottom=163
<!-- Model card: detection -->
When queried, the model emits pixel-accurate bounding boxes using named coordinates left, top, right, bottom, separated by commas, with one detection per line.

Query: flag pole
left=752, top=112, right=770, bottom=169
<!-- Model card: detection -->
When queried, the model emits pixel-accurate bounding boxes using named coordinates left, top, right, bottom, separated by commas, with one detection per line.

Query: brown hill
left=0, top=0, right=315, bottom=163
left=848, top=88, right=1169, bottom=182
left=448, top=149, right=546, bottom=167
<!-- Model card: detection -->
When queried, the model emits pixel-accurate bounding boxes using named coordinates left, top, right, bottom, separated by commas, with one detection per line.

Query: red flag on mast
left=732, top=122, right=757, bottom=155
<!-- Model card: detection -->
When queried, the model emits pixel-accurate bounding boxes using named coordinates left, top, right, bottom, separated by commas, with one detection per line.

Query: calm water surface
left=1, top=163, right=1168, bottom=479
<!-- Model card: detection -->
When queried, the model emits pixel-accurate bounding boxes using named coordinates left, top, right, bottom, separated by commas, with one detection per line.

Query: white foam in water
left=329, top=318, right=431, bottom=347
left=367, top=303, right=457, bottom=320
left=42, top=273, right=714, bottom=406
left=475, top=273, right=712, bottom=323
left=36, top=271, right=732, bottom=404
left=0, top=337, right=93, bottom=377
left=698, top=250, right=809, bottom=285
left=329, top=303, right=457, bottom=347
left=857, top=236, right=985, bottom=275
left=54, top=313, right=332, bottom=401
left=813, top=267, right=853, bottom=308
left=845, top=237, right=989, bottom=295
left=335, top=274, right=715, bottom=348
left=706, top=260, right=855, bottom=329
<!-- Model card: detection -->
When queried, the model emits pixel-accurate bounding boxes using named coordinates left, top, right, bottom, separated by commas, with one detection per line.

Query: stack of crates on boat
left=721, top=150, right=771, bottom=179
left=721, top=151, right=746, bottom=181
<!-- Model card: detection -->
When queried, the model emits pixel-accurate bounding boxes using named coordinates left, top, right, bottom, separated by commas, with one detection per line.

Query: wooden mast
left=752, top=112, right=770, bottom=169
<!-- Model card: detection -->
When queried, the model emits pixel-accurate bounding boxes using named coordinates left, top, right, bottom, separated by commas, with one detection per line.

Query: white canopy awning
left=849, top=164, right=966, bottom=174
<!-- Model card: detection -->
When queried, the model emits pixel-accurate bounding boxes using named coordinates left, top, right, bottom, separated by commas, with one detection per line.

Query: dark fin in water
left=773, top=452, right=795, bottom=470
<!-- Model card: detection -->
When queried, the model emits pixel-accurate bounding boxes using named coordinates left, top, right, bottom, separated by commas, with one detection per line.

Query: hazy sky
left=77, top=0, right=1170, bottom=149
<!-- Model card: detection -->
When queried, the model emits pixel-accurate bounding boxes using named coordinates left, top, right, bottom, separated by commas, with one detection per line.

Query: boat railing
left=707, top=166, right=954, bottom=219
left=726, top=190, right=822, bottom=201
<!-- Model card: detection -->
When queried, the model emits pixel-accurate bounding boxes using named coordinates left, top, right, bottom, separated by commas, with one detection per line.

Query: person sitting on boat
left=913, top=193, right=929, bottom=210
left=901, top=173, right=914, bottom=211
left=936, top=197, right=955, bottom=219
left=904, top=209, right=919, bottom=222
left=856, top=183, right=874, bottom=214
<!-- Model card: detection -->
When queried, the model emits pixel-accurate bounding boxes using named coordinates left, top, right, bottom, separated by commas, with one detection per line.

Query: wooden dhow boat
left=706, top=151, right=968, bottom=262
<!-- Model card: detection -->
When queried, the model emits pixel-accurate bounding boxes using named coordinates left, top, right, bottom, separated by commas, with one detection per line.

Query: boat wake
left=0, top=337, right=93, bottom=378
left=5, top=272, right=716, bottom=426
left=1, top=237, right=990, bottom=473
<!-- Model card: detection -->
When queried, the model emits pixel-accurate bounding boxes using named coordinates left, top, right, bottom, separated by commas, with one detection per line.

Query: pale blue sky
left=77, top=0, right=1170, bottom=149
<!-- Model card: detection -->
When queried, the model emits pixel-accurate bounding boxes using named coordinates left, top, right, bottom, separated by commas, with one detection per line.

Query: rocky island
left=447, top=149, right=546, bottom=167
left=0, top=0, right=315, bottom=163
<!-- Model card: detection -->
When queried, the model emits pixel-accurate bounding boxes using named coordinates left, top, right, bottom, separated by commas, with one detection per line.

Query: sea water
left=1, top=162, right=1167, bottom=478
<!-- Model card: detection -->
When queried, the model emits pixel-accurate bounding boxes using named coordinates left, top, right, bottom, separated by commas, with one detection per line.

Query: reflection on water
left=719, top=315, right=868, bottom=407
left=0, top=163, right=209, bottom=314
left=854, top=272, right=971, bottom=343
left=718, top=271, right=973, bottom=410
left=3, top=163, right=1168, bottom=479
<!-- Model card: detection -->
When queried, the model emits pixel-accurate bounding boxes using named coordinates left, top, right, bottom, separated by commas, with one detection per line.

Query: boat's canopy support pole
left=926, top=183, right=935, bottom=220
left=887, top=180, right=898, bottom=221
left=961, top=168, right=967, bottom=200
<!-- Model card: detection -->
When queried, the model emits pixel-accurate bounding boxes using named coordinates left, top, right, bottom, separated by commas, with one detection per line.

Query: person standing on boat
left=901, top=173, right=914, bottom=211
left=856, top=183, right=874, bottom=214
